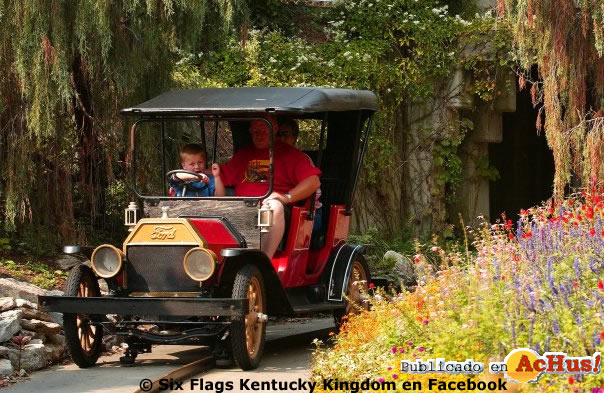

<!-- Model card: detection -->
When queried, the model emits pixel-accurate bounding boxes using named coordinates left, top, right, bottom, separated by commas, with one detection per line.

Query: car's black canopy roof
left=120, top=87, right=378, bottom=116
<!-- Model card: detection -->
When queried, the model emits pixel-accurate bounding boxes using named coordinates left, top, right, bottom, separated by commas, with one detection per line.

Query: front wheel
left=63, top=264, right=103, bottom=368
left=333, top=257, right=371, bottom=330
left=230, top=264, right=267, bottom=370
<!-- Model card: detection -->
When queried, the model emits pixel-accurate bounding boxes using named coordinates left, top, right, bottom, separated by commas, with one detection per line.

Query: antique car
left=39, top=87, right=378, bottom=370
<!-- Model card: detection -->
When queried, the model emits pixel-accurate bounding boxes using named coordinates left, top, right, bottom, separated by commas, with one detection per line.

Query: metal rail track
left=133, top=353, right=215, bottom=393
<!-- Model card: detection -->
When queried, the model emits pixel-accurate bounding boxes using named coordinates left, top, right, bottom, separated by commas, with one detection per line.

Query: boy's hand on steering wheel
left=199, top=172, right=210, bottom=183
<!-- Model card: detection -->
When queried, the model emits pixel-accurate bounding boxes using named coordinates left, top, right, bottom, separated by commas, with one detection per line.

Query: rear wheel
left=63, top=264, right=103, bottom=368
left=333, top=257, right=371, bottom=330
left=230, top=265, right=266, bottom=370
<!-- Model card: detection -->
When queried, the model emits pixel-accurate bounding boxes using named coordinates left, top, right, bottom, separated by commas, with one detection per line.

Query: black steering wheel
left=166, top=170, right=209, bottom=194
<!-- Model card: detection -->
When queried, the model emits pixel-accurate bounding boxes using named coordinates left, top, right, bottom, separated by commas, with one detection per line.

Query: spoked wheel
left=63, top=264, right=103, bottom=368
left=230, top=265, right=266, bottom=370
left=333, top=257, right=371, bottom=330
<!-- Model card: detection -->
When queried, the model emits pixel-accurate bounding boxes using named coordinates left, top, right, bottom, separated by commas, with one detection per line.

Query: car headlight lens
left=183, top=248, right=216, bottom=282
left=91, top=245, right=124, bottom=278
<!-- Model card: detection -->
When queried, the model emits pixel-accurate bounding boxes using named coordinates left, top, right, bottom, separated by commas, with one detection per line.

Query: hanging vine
left=499, top=0, right=604, bottom=197
left=0, top=0, right=245, bottom=249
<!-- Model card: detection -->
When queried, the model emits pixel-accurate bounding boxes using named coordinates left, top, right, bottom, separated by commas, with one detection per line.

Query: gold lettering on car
left=150, top=226, right=177, bottom=240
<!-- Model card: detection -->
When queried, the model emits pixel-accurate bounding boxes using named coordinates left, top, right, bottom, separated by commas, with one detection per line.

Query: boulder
left=44, top=343, right=65, bottom=362
left=20, top=319, right=61, bottom=335
left=46, top=334, right=65, bottom=346
left=21, top=330, right=45, bottom=342
left=0, top=297, right=15, bottom=312
left=0, top=309, right=23, bottom=321
left=49, top=312, right=63, bottom=327
left=383, top=251, right=417, bottom=287
left=0, top=318, right=21, bottom=343
left=29, top=339, right=44, bottom=345
left=0, top=346, right=9, bottom=356
left=0, top=359, right=13, bottom=377
left=15, top=299, right=38, bottom=310
left=8, top=343, right=48, bottom=372
left=0, top=278, right=63, bottom=304
left=21, top=308, right=52, bottom=322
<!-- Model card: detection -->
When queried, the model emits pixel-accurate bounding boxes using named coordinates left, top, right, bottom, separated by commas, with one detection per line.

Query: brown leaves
left=41, top=33, right=58, bottom=69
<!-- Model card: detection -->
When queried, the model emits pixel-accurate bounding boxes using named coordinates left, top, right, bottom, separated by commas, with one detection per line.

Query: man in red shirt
left=216, top=115, right=321, bottom=258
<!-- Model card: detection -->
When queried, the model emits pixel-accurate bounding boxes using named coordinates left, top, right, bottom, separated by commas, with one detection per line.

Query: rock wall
left=0, top=279, right=65, bottom=376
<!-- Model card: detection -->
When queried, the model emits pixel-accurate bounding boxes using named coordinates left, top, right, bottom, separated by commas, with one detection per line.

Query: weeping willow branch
left=499, top=0, right=604, bottom=198
left=0, top=0, right=246, bottom=246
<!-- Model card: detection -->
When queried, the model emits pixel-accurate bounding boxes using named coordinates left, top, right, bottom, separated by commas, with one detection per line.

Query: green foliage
left=348, top=226, right=460, bottom=278
left=473, top=154, right=500, bottom=182
left=0, top=259, right=68, bottom=289
left=0, top=0, right=246, bottom=246
left=0, top=238, right=11, bottom=251
left=174, top=0, right=512, bottom=237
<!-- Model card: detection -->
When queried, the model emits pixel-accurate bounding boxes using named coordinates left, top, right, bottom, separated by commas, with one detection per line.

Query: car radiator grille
left=126, top=245, right=200, bottom=292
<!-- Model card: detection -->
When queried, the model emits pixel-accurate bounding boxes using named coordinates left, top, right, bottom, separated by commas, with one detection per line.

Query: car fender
left=218, top=248, right=293, bottom=315
left=323, top=243, right=366, bottom=302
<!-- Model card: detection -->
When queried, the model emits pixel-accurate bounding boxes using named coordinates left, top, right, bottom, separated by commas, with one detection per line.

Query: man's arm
left=267, top=175, right=320, bottom=205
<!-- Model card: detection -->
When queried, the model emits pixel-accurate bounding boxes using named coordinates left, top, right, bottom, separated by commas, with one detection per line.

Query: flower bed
left=311, top=192, right=604, bottom=392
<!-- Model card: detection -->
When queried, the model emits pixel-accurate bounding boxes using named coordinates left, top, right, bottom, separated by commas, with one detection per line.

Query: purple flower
left=417, top=346, right=424, bottom=352
left=391, top=346, right=397, bottom=354
left=528, top=287, right=536, bottom=313
left=573, top=257, right=581, bottom=279
left=552, top=319, right=560, bottom=334
left=399, top=347, right=405, bottom=353
left=546, top=257, right=553, bottom=279
left=592, top=330, right=601, bottom=348
left=378, top=378, right=385, bottom=383
left=549, top=276, right=558, bottom=296
left=407, top=341, right=413, bottom=346
left=392, top=374, right=398, bottom=379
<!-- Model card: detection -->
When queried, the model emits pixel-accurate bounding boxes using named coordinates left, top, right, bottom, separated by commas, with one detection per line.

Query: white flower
left=269, top=57, right=277, bottom=63
left=413, top=20, right=419, bottom=24
left=362, top=53, right=371, bottom=61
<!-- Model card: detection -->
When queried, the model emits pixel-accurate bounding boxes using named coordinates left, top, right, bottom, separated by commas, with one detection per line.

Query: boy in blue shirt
left=169, top=143, right=222, bottom=197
